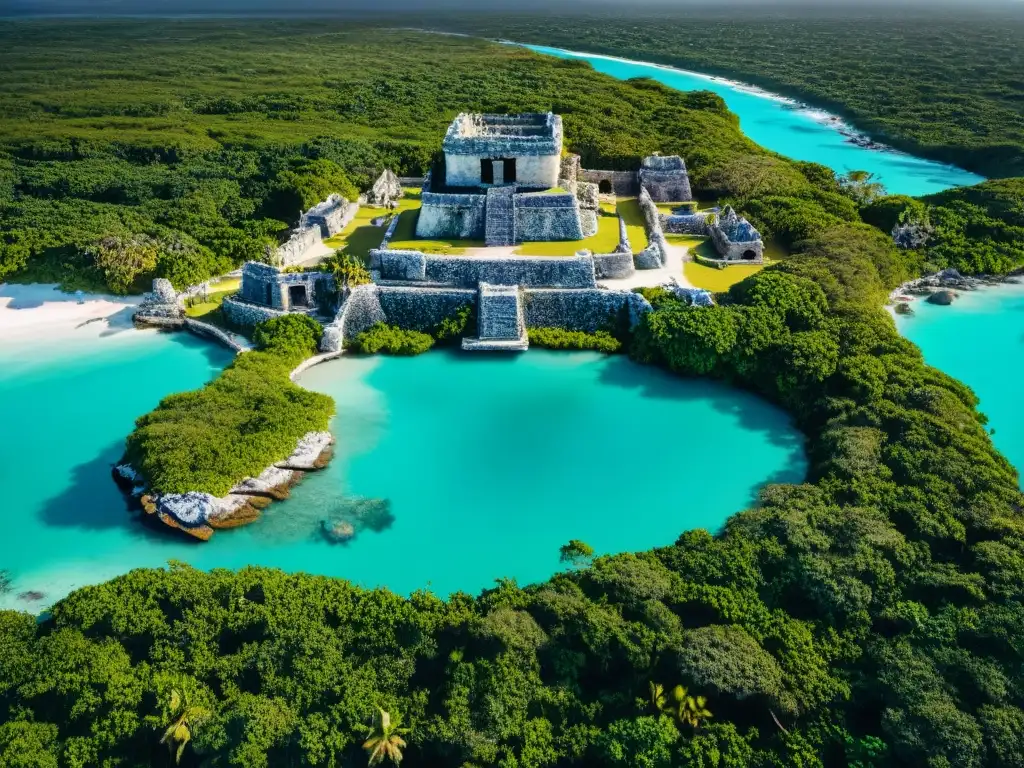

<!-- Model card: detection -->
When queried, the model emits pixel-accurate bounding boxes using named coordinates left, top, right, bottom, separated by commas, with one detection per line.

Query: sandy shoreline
left=0, top=283, right=142, bottom=347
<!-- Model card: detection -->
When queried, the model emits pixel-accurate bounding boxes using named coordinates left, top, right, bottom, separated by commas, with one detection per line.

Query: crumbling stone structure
left=366, top=170, right=403, bottom=208
left=417, top=113, right=586, bottom=247
left=274, top=195, right=357, bottom=267
left=709, top=205, right=764, bottom=262
left=224, top=262, right=335, bottom=327
left=638, top=154, right=692, bottom=202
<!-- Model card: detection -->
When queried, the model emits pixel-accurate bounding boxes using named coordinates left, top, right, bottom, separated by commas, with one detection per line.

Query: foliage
left=432, top=304, right=475, bottom=346
left=527, top=327, right=622, bottom=353
left=324, top=250, right=372, bottom=290
left=4, top=13, right=1024, bottom=768
left=559, top=539, right=595, bottom=567
left=348, top=323, right=435, bottom=356
left=363, top=709, right=408, bottom=767
left=124, top=345, right=334, bottom=496
left=161, top=689, right=211, bottom=765
left=84, top=233, right=160, bottom=294
left=252, top=314, right=323, bottom=357
left=433, top=7, right=1024, bottom=177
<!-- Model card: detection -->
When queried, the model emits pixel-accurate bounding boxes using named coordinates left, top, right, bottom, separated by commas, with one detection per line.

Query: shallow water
left=895, top=282, right=1024, bottom=481
left=0, top=340, right=806, bottom=607
left=522, top=45, right=985, bottom=197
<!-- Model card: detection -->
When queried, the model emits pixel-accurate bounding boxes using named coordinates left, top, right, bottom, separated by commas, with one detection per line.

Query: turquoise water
left=895, top=282, right=1024, bottom=481
left=522, top=45, right=985, bottom=197
left=0, top=340, right=806, bottom=607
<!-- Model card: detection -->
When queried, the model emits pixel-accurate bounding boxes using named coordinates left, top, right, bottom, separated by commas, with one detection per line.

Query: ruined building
left=416, top=113, right=597, bottom=247
left=709, top=206, right=764, bottom=262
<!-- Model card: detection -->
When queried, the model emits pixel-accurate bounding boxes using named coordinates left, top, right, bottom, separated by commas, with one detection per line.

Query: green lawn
left=673, top=236, right=789, bottom=292
left=322, top=189, right=424, bottom=258
left=184, top=277, right=240, bottom=319
left=616, top=198, right=649, bottom=252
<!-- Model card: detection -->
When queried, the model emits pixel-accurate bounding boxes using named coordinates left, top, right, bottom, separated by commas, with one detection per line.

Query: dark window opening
left=598, top=179, right=613, bottom=195
left=481, top=159, right=494, bottom=184
left=265, top=283, right=273, bottom=306
left=742, top=250, right=758, bottom=261
left=289, top=284, right=308, bottom=307
left=503, top=158, right=517, bottom=184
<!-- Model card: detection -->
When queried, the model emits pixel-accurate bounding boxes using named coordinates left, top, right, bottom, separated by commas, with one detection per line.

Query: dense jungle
left=2, top=15, right=1024, bottom=768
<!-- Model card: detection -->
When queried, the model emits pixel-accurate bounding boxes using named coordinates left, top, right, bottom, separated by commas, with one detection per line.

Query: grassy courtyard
left=322, top=188, right=424, bottom=259
left=615, top=198, right=649, bottom=252
left=183, top=276, right=242, bottom=329
left=672, top=235, right=789, bottom=292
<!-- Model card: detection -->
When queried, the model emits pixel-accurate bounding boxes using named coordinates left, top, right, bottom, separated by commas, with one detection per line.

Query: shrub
left=527, top=327, right=622, bottom=353
left=433, top=304, right=475, bottom=345
left=348, top=323, right=434, bottom=356
left=253, top=314, right=323, bottom=357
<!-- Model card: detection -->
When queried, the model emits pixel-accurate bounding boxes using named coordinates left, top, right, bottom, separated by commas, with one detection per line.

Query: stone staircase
left=485, top=186, right=517, bottom=247
left=461, top=282, right=528, bottom=352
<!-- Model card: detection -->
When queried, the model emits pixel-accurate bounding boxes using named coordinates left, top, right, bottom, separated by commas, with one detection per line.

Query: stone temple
left=416, top=113, right=595, bottom=247
left=710, top=205, right=764, bottom=262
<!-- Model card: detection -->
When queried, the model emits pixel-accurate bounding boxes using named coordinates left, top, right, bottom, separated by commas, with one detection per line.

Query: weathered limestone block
left=639, top=154, right=693, bottom=202
left=514, top=193, right=584, bottom=241
left=523, top=288, right=651, bottom=332
left=366, top=170, right=403, bottom=207
left=380, top=250, right=427, bottom=281
left=135, top=278, right=184, bottom=322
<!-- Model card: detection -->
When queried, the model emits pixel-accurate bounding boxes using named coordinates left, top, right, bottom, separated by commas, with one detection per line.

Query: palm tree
left=160, top=689, right=210, bottom=764
left=649, top=681, right=667, bottom=713
left=681, top=693, right=713, bottom=728
left=363, top=708, right=408, bottom=766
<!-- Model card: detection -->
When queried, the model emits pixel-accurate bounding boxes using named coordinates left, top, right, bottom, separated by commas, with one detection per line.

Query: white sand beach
left=0, top=283, right=141, bottom=348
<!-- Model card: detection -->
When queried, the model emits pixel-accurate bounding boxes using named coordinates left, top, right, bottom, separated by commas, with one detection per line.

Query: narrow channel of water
left=521, top=44, right=985, bottom=197
left=894, top=282, right=1024, bottom=482
left=0, top=338, right=806, bottom=608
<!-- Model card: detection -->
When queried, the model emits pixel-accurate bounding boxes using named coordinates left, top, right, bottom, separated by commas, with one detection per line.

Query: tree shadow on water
left=597, top=356, right=808, bottom=483
left=37, top=440, right=181, bottom=544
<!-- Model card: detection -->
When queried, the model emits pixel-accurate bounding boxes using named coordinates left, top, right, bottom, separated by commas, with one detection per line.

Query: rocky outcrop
left=115, top=431, right=335, bottom=542
left=927, top=289, right=957, bottom=306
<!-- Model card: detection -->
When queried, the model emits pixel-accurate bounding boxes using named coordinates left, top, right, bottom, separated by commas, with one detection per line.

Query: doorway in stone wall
left=742, top=250, right=757, bottom=261
left=598, top=179, right=613, bottom=194
left=481, top=159, right=494, bottom=184
left=289, top=284, right=308, bottom=307
left=503, top=158, right=517, bottom=184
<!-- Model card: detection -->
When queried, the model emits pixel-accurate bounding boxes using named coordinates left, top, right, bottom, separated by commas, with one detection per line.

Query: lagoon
left=0, top=335, right=806, bottom=608
left=522, top=44, right=985, bottom=197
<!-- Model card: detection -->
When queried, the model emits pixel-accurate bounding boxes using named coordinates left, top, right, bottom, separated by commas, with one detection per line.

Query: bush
left=348, top=323, right=434, bottom=356
left=253, top=314, right=323, bottom=357
left=433, top=304, right=475, bottom=345
left=527, top=327, right=622, bottom=353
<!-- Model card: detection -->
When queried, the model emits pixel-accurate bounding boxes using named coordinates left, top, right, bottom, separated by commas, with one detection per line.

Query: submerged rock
left=321, top=519, right=356, bottom=543
left=927, top=289, right=957, bottom=306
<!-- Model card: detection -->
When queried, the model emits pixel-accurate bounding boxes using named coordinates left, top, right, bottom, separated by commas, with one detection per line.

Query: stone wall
left=378, top=286, right=477, bottom=334
left=662, top=213, right=711, bottom=236
left=514, top=193, right=585, bottom=241
left=300, top=194, right=356, bottom=238
left=445, top=153, right=561, bottom=189
left=709, top=206, right=764, bottom=262
left=591, top=216, right=634, bottom=279
left=275, top=225, right=322, bottom=268
left=559, top=153, right=580, bottom=192
left=580, top=169, right=638, bottom=196
left=415, top=192, right=487, bottom=239
left=222, top=295, right=289, bottom=328
left=634, top=187, right=670, bottom=269
left=370, top=249, right=597, bottom=289
left=237, top=261, right=334, bottom=312
left=523, top=288, right=651, bottom=332
left=321, top=284, right=386, bottom=352
left=638, top=155, right=692, bottom=202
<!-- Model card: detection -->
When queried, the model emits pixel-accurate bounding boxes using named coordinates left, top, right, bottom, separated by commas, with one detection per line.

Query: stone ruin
left=638, top=154, right=693, bottom=203
left=418, top=113, right=588, bottom=247
left=366, top=170, right=403, bottom=208
left=221, top=262, right=336, bottom=328
left=135, top=278, right=183, bottom=321
left=709, top=205, right=764, bottom=262
left=274, top=194, right=358, bottom=268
